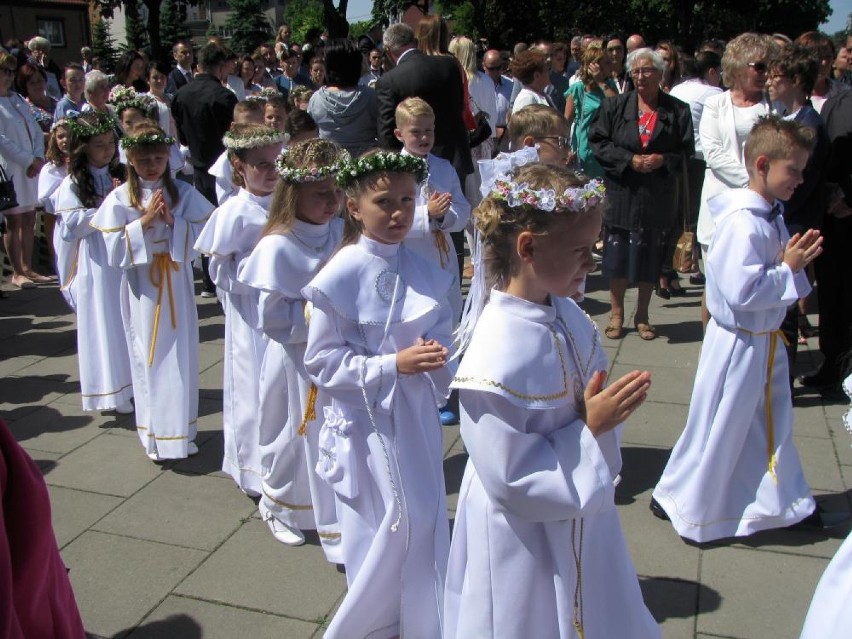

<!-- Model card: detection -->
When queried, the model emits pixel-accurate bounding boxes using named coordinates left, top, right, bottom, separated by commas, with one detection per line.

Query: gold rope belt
left=738, top=328, right=789, bottom=484
left=298, top=383, right=318, bottom=436
left=148, top=253, right=179, bottom=367
left=433, top=230, right=450, bottom=269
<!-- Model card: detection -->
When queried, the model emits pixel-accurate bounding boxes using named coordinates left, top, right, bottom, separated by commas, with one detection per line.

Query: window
left=36, top=18, right=66, bottom=48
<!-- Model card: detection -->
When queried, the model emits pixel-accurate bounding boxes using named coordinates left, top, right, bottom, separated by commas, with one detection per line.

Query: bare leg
left=634, top=282, right=656, bottom=340
left=3, top=214, right=30, bottom=286
left=606, top=278, right=628, bottom=339
left=21, top=210, right=49, bottom=281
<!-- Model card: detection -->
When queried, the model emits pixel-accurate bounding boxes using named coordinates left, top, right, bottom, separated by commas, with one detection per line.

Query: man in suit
left=166, top=40, right=194, bottom=97
left=171, top=43, right=237, bottom=297
left=376, top=22, right=473, bottom=179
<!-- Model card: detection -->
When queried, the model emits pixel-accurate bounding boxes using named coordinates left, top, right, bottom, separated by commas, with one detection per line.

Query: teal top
left=565, top=79, right=617, bottom=178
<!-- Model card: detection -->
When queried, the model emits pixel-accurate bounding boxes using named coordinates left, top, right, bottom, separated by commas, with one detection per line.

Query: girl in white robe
left=236, top=139, right=347, bottom=555
left=37, top=120, right=70, bottom=279
left=92, top=122, right=214, bottom=461
left=303, top=151, right=455, bottom=639
left=194, top=124, right=286, bottom=495
left=799, top=372, right=852, bottom=638
left=53, top=112, right=133, bottom=412
left=652, top=188, right=818, bottom=542
left=445, top=162, right=658, bottom=639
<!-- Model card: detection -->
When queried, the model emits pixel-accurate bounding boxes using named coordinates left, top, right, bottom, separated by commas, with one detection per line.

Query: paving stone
left=47, top=485, right=123, bottom=548
left=93, top=472, right=255, bottom=551
left=45, top=432, right=165, bottom=496
left=6, top=403, right=116, bottom=454
left=169, top=431, right=231, bottom=480
left=638, top=577, right=702, bottom=639
left=127, top=595, right=319, bottom=639
left=0, top=354, right=41, bottom=376
left=622, top=401, right=689, bottom=449
left=175, top=520, right=347, bottom=621
left=610, top=364, right=696, bottom=407
left=63, top=531, right=206, bottom=639
left=697, top=546, right=826, bottom=638
left=795, top=435, right=846, bottom=493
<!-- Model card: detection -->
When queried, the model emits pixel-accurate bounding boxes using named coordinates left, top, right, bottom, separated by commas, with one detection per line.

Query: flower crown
left=108, top=86, right=156, bottom=115
left=65, top=111, right=116, bottom=139
left=336, top=152, right=428, bottom=189
left=223, top=127, right=287, bottom=150
left=120, top=132, right=176, bottom=150
left=491, top=176, right=606, bottom=213
left=274, top=148, right=351, bottom=182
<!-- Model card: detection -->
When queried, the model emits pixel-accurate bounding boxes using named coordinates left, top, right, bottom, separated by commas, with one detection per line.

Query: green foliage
left=284, top=0, right=325, bottom=44
left=91, top=18, right=118, bottom=69
left=159, top=0, right=190, bottom=52
left=226, top=0, right=274, bottom=55
left=123, top=0, right=148, bottom=50
left=349, top=20, right=373, bottom=40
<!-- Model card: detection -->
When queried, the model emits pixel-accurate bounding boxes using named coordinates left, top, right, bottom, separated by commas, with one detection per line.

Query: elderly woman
left=15, top=62, right=57, bottom=137
left=589, top=47, right=694, bottom=341
left=307, top=39, right=377, bottom=156
left=26, top=36, right=62, bottom=101
left=0, top=51, right=49, bottom=288
left=564, top=40, right=618, bottom=178
left=511, top=49, right=555, bottom=113
left=82, top=71, right=113, bottom=116
left=696, top=34, right=774, bottom=261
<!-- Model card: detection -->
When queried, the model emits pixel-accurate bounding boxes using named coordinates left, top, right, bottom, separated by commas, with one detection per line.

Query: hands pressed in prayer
left=783, top=228, right=822, bottom=273
left=582, top=369, right=651, bottom=437
left=396, top=337, right=448, bottom=374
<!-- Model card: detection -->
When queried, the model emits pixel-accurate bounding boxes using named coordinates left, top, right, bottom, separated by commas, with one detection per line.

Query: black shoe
left=689, top=273, right=705, bottom=286
left=655, top=285, right=671, bottom=300
left=799, top=369, right=839, bottom=389
left=819, top=384, right=849, bottom=402
left=793, top=506, right=850, bottom=530
left=649, top=498, right=670, bottom=521
left=668, top=279, right=687, bottom=297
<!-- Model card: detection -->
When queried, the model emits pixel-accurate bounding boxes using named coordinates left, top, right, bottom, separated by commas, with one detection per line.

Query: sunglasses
left=538, top=136, right=570, bottom=149
left=748, top=62, right=768, bottom=73
left=484, top=65, right=503, bottom=71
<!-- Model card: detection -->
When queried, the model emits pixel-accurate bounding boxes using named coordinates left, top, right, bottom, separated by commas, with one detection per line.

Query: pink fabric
left=1, top=418, right=85, bottom=639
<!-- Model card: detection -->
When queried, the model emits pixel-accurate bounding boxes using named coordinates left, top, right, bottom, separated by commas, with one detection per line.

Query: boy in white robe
left=194, top=124, right=286, bottom=495
left=652, top=115, right=825, bottom=541
left=208, top=100, right=268, bottom=206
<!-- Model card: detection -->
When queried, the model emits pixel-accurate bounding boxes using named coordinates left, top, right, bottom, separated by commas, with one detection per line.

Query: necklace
left=290, top=227, right=332, bottom=253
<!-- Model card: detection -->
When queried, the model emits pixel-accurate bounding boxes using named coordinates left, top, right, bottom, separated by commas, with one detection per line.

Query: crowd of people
left=2, top=15, right=852, bottom=639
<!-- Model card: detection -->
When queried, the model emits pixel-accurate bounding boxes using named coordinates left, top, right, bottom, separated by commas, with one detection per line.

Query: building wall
left=0, top=0, right=90, bottom=66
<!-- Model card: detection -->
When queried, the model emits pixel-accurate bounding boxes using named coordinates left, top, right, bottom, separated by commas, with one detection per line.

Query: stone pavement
left=1, top=270, right=850, bottom=639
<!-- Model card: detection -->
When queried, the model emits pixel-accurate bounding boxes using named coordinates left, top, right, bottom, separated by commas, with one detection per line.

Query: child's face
left=296, top=97, right=310, bottom=111
left=348, top=173, right=417, bottom=245
left=120, top=108, right=148, bottom=134
left=394, top=115, right=435, bottom=157
left=295, top=176, right=344, bottom=225
left=235, top=144, right=282, bottom=196
left=63, top=69, right=85, bottom=98
left=128, top=145, right=169, bottom=181
left=86, top=132, right=116, bottom=169
left=234, top=110, right=264, bottom=126
left=148, top=69, right=167, bottom=94
left=265, top=105, right=287, bottom=131
left=527, top=208, right=601, bottom=299
left=55, top=126, right=71, bottom=156
left=529, top=127, right=571, bottom=166
left=766, top=68, right=798, bottom=104
left=759, top=148, right=809, bottom=202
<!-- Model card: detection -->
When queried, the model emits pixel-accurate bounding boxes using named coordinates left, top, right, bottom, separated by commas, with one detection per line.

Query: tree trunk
left=323, top=0, right=350, bottom=38
left=143, top=0, right=164, bottom=59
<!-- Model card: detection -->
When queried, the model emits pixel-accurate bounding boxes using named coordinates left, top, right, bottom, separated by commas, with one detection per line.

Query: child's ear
left=522, top=135, right=536, bottom=149
left=393, top=128, right=404, bottom=143
left=516, top=231, right=535, bottom=262
left=346, top=196, right=361, bottom=220
left=755, top=155, right=770, bottom=175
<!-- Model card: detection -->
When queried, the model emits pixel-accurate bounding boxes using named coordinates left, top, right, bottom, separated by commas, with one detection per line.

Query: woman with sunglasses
left=0, top=51, right=49, bottom=289
left=589, top=47, right=694, bottom=341
left=695, top=33, right=776, bottom=311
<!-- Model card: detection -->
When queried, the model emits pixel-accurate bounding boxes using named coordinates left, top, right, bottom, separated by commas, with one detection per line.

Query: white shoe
left=200, top=290, right=216, bottom=298
left=147, top=451, right=164, bottom=463
left=115, top=400, right=134, bottom=414
left=187, top=441, right=199, bottom=456
left=259, top=501, right=305, bottom=546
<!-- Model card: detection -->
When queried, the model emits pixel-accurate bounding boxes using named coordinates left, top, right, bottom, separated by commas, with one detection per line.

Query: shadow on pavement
left=104, top=613, right=203, bottom=639
left=616, top=446, right=671, bottom=504
left=640, top=576, right=722, bottom=621
left=443, top=451, right=468, bottom=497
left=1, top=375, right=79, bottom=404
left=655, top=319, right=704, bottom=344
left=4, top=404, right=92, bottom=442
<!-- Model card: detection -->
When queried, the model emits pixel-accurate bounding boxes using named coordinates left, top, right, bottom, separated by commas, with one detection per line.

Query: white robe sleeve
left=460, top=390, right=616, bottom=522
left=710, top=214, right=802, bottom=311
left=304, top=305, right=398, bottom=413
left=423, top=295, right=456, bottom=403
left=432, top=164, right=470, bottom=233
left=258, top=290, right=307, bottom=344
left=59, top=206, right=99, bottom=241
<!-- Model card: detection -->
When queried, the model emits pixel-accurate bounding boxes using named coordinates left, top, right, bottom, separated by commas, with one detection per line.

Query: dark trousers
left=814, top=214, right=852, bottom=380
left=193, top=169, right=217, bottom=294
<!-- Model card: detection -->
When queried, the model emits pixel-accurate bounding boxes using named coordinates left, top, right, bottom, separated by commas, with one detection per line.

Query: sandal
left=798, top=315, right=818, bottom=338
left=605, top=314, right=624, bottom=340
left=634, top=316, right=657, bottom=341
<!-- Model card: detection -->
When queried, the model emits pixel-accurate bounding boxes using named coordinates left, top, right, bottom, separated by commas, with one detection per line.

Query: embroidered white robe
left=445, top=290, right=659, bottom=639
left=653, top=189, right=815, bottom=541
left=195, top=188, right=270, bottom=494
left=237, top=218, right=344, bottom=562
left=92, top=179, right=213, bottom=459
left=54, top=168, right=133, bottom=410
left=303, top=236, right=455, bottom=639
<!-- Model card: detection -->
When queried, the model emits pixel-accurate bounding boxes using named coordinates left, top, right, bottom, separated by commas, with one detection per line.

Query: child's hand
left=582, top=370, right=651, bottom=437
left=159, top=194, right=175, bottom=227
left=783, top=229, right=822, bottom=273
left=396, top=337, right=448, bottom=374
left=427, top=192, right=452, bottom=219
left=139, top=190, right=165, bottom=229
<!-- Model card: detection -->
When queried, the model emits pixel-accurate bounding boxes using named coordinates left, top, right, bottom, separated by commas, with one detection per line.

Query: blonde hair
left=124, top=121, right=179, bottom=211
left=395, top=96, right=434, bottom=129
left=508, top=104, right=568, bottom=149
left=475, top=163, right=591, bottom=291
left=449, top=36, right=477, bottom=81
left=744, top=115, right=815, bottom=172
left=227, top=122, right=281, bottom=188
left=416, top=14, right=450, bottom=55
left=578, top=40, right=605, bottom=85
left=722, top=33, right=777, bottom=88
left=45, top=122, right=70, bottom=166
left=264, top=138, right=347, bottom=236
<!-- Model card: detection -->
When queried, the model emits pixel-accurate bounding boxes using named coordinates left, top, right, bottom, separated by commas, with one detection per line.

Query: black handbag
left=469, top=107, right=492, bottom=149
left=0, top=164, right=18, bottom=212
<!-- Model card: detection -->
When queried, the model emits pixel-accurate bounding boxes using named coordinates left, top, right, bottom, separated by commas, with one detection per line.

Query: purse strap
left=0, top=163, right=10, bottom=181
left=680, top=151, right=691, bottom=234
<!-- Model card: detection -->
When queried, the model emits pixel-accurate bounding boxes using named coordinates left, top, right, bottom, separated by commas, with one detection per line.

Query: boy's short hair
left=769, top=44, right=819, bottom=97
left=509, top=104, right=568, bottom=148
left=285, top=109, right=317, bottom=136
left=395, top=97, right=435, bottom=128
left=233, top=99, right=264, bottom=122
left=744, top=115, right=815, bottom=172
left=265, top=95, right=289, bottom=112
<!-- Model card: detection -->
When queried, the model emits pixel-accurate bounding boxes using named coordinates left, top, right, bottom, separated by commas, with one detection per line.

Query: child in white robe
left=652, top=115, right=824, bottom=541
left=53, top=112, right=133, bottom=413
left=194, top=124, right=286, bottom=496
left=92, top=122, right=214, bottom=461
left=445, top=161, right=658, bottom=639
left=303, top=150, right=455, bottom=639
left=37, top=119, right=70, bottom=276
left=208, top=99, right=266, bottom=206
left=237, top=139, right=347, bottom=554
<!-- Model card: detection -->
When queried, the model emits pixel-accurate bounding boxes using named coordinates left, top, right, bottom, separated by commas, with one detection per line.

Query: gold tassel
left=433, top=230, right=450, bottom=269
left=148, top=253, right=179, bottom=367
left=298, top=383, right=318, bottom=436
